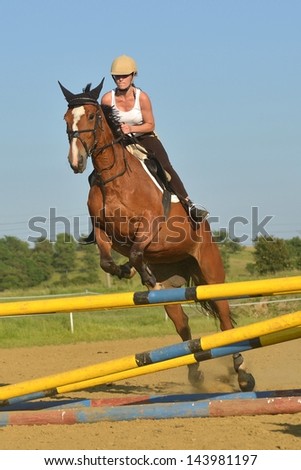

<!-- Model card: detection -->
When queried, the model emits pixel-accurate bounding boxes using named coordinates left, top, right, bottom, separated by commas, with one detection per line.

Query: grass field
left=1, top=247, right=301, bottom=348
left=228, top=246, right=254, bottom=280
left=1, top=291, right=301, bottom=348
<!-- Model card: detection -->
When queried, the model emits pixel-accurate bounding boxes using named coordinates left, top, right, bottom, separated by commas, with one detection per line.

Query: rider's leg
left=137, top=134, right=208, bottom=223
left=80, top=171, right=97, bottom=245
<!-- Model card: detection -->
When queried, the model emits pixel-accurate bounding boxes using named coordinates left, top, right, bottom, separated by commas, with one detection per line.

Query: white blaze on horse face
left=68, top=106, right=88, bottom=173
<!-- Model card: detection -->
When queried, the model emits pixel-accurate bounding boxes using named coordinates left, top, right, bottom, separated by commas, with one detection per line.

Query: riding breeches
left=136, top=134, right=188, bottom=200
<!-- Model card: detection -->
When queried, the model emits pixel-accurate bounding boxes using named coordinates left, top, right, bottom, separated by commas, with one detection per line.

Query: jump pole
left=1, top=275, right=301, bottom=317
left=55, top=326, right=301, bottom=396
left=3, top=325, right=300, bottom=407
left=0, top=311, right=300, bottom=403
left=3, top=388, right=301, bottom=411
left=1, top=396, right=301, bottom=426
left=29, top=324, right=301, bottom=396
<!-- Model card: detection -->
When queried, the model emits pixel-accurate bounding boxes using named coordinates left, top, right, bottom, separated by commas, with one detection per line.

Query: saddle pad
left=126, top=144, right=179, bottom=203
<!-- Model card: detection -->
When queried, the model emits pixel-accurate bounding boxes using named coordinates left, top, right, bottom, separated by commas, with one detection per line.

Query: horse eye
left=88, top=113, right=95, bottom=121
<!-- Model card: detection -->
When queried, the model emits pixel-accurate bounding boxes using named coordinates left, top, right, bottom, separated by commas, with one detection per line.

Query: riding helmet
left=111, top=55, right=138, bottom=75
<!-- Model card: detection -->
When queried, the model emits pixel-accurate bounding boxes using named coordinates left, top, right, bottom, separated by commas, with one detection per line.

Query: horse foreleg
left=95, top=229, right=135, bottom=280
left=164, top=304, right=204, bottom=387
left=129, top=246, right=156, bottom=287
left=128, top=221, right=158, bottom=288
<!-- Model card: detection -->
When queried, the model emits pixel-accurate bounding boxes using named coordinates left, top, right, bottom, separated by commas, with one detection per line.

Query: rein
left=93, top=136, right=130, bottom=186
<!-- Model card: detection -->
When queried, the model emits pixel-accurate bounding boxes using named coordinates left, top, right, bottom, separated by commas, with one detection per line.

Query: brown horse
left=59, top=79, right=255, bottom=391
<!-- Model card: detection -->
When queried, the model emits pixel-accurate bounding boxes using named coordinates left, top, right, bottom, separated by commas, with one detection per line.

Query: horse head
left=59, top=78, right=105, bottom=173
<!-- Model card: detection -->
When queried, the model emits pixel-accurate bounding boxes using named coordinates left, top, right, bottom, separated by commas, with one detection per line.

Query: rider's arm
left=122, top=91, right=155, bottom=135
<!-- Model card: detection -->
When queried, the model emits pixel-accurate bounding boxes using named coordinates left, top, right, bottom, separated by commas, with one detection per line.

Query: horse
left=59, top=78, right=255, bottom=392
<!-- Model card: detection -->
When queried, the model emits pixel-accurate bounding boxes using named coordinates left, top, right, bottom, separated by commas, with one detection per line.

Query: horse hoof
left=120, top=262, right=136, bottom=279
left=144, top=275, right=157, bottom=289
left=142, top=266, right=157, bottom=288
left=233, top=353, right=244, bottom=373
left=188, top=368, right=204, bottom=387
left=238, top=370, right=256, bottom=392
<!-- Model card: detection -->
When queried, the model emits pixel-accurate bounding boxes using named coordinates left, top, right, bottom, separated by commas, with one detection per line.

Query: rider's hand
left=120, top=123, right=132, bottom=134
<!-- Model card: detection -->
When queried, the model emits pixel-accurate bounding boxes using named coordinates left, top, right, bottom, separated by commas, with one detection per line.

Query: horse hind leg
left=209, top=298, right=256, bottom=392
left=164, top=303, right=204, bottom=387
left=233, top=352, right=256, bottom=392
left=189, top=236, right=256, bottom=391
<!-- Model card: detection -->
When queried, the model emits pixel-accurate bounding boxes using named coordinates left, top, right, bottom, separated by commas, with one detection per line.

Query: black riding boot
left=79, top=228, right=95, bottom=245
left=186, top=199, right=209, bottom=223
left=79, top=171, right=98, bottom=245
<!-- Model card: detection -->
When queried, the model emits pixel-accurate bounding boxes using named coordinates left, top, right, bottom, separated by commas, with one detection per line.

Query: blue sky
left=0, top=0, right=300, bottom=245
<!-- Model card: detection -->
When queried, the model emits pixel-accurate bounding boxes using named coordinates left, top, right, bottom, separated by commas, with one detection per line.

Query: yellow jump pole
left=56, top=325, right=301, bottom=394
left=0, top=310, right=301, bottom=402
left=0, top=276, right=301, bottom=317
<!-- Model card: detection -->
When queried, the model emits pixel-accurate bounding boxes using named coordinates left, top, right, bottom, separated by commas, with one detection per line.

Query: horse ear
left=58, top=81, right=75, bottom=104
left=90, top=78, right=105, bottom=101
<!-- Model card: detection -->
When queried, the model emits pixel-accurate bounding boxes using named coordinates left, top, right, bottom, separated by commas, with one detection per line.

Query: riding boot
left=79, top=228, right=95, bottom=245
left=186, top=199, right=209, bottom=223
left=79, top=171, right=98, bottom=245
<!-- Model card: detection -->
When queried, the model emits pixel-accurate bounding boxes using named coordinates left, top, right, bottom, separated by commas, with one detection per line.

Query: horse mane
left=101, top=104, right=122, bottom=138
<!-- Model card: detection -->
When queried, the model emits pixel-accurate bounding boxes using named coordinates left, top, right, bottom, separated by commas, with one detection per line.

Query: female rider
left=102, top=54, right=208, bottom=224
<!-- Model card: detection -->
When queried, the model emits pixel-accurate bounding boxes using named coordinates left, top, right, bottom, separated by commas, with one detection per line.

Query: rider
left=83, top=55, right=208, bottom=243
left=104, top=55, right=208, bottom=221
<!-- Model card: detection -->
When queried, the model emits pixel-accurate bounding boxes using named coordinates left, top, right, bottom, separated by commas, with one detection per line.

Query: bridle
left=66, top=101, right=129, bottom=184
left=66, top=102, right=101, bottom=158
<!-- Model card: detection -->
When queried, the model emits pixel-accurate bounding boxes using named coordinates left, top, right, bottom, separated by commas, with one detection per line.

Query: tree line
left=214, top=231, right=301, bottom=275
left=0, top=233, right=300, bottom=292
left=0, top=234, right=101, bottom=291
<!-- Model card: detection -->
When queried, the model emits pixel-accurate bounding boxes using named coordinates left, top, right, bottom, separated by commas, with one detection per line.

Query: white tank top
left=111, top=88, right=143, bottom=131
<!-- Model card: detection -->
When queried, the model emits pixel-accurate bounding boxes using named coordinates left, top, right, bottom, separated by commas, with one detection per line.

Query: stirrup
left=188, top=203, right=209, bottom=223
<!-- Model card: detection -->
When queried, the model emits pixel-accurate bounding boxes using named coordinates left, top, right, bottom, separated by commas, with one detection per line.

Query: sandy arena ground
left=0, top=335, right=301, bottom=450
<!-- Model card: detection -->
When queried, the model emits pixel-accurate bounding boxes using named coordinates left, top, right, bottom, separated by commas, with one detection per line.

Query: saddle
left=125, top=141, right=173, bottom=218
